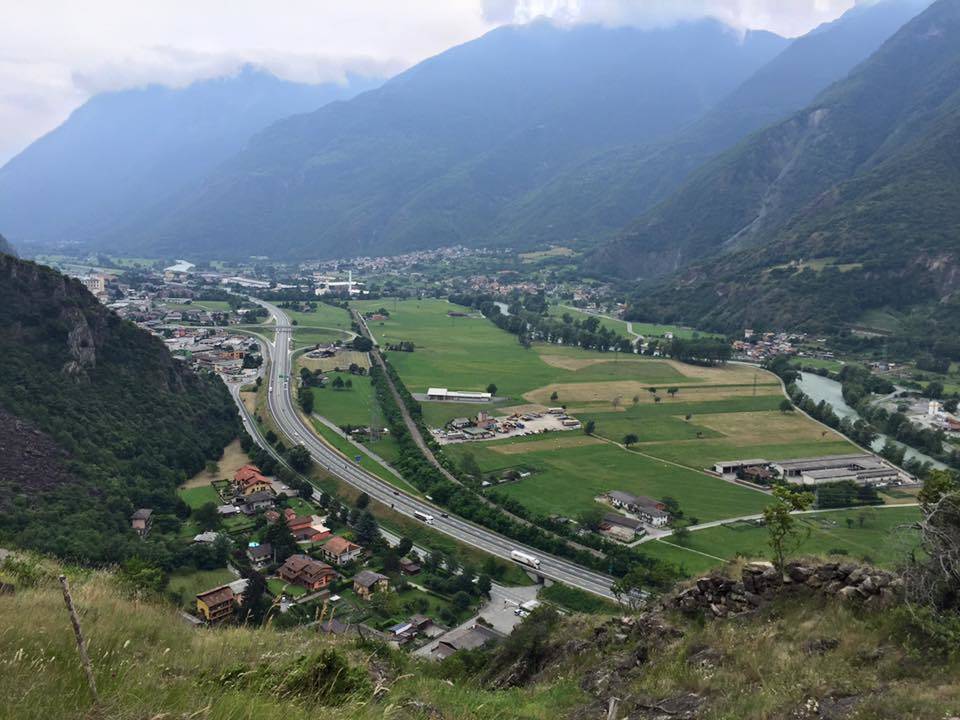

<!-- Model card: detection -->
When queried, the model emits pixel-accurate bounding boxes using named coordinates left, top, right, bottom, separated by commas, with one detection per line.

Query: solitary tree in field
left=612, top=396, right=621, bottom=410
left=623, top=433, right=639, bottom=448
left=654, top=396, right=662, bottom=404
left=779, top=398, right=794, bottom=413
left=486, top=383, right=498, bottom=395
left=584, top=419, right=596, bottom=436
left=550, top=391, right=559, bottom=402
left=632, top=394, right=640, bottom=406
left=205, top=460, right=219, bottom=476
left=763, top=486, right=814, bottom=573
left=667, top=387, right=679, bottom=399
left=648, top=387, right=657, bottom=396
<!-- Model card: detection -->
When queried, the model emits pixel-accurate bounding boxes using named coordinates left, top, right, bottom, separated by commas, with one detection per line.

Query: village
left=139, top=459, right=533, bottom=659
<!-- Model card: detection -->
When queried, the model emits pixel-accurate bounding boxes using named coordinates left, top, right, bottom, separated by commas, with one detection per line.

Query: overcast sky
left=0, top=0, right=860, bottom=165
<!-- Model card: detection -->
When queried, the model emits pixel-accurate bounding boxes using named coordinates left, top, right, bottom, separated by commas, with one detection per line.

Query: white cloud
left=483, top=0, right=859, bottom=35
left=0, top=0, right=860, bottom=164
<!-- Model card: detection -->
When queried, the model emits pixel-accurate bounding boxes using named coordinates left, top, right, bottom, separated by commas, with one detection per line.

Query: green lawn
left=285, top=497, right=316, bottom=515
left=167, top=568, right=236, bottom=609
left=178, top=485, right=221, bottom=509
left=450, top=440, right=770, bottom=523
left=267, top=579, right=307, bottom=598
left=637, top=507, right=920, bottom=578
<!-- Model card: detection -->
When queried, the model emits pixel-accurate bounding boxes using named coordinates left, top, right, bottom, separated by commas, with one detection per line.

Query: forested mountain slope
left=611, top=0, right=960, bottom=332
left=494, top=0, right=929, bottom=249
left=114, top=20, right=787, bottom=259
left=0, top=68, right=379, bottom=248
left=602, top=0, right=959, bottom=281
left=0, top=255, right=239, bottom=562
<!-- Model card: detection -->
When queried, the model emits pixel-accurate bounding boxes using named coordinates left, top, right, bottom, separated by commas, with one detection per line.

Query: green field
left=638, top=506, right=920, bottom=577
left=167, top=568, right=236, bottom=609
left=546, top=304, right=630, bottom=336
left=791, top=357, right=847, bottom=372
left=447, top=439, right=770, bottom=523
left=311, top=373, right=376, bottom=427
left=352, top=297, right=865, bottom=525
left=351, top=298, right=710, bottom=420
left=284, top=303, right=353, bottom=332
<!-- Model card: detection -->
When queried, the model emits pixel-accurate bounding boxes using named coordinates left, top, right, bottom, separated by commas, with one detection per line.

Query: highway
left=250, top=299, right=618, bottom=600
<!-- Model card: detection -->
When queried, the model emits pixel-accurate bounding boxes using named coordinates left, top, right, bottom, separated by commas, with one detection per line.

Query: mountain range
left=109, top=19, right=790, bottom=259
left=0, top=67, right=380, bottom=249
left=0, top=0, right=952, bottom=336
left=616, top=0, right=960, bottom=333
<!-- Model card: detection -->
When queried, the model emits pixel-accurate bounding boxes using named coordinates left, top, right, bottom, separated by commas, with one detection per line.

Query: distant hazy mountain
left=616, top=0, right=960, bottom=333
left=500, top=0, right=930, bottom=248
left=0, top=67, right=381, bottom=248
left=115, top=20, right=788, bottom=259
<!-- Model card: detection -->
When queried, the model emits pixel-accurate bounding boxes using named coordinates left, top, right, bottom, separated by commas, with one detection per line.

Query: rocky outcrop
left=666, top=561, right=904, bottom=618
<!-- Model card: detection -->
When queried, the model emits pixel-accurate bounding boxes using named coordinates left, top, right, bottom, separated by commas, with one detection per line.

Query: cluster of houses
left=187, top=460, right=438, bottom=629
left=924, top=400, right=960, bottom=436
left=596, top=491, right=671, bottom=542
left=732, top=330, right=803, bottom=362
left=437, top=407, right=580, bottom=444
left=712, top=454, right=905, bottom=487
left=161, top=331, right=259, bottom=376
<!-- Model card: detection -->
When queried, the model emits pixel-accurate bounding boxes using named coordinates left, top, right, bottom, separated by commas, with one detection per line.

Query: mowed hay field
left=637, top=506, right=920, bottom=577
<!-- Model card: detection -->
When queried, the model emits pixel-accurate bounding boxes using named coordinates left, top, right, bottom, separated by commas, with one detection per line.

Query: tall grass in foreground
left=0, top=566, right=582, bottom=720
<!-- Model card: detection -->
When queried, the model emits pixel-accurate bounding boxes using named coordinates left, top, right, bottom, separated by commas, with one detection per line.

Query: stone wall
left=666, top=560, right=904, bottom=618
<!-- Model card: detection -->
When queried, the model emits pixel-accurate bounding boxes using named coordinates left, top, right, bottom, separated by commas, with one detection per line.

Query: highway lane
left=252, top=299, right=618, bottom=600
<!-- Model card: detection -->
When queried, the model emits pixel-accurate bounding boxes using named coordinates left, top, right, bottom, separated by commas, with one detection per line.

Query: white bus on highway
left=511, top=550, right=541, bottom=568
left=413, top=510, right=434, bottom=524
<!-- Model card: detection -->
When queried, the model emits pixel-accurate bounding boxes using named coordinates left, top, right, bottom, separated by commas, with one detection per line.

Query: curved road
left=251, top=300, right=617, bottom=600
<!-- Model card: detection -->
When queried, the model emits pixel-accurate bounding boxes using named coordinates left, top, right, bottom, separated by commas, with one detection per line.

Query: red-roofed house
left=233, top=465, right=272, bottom=497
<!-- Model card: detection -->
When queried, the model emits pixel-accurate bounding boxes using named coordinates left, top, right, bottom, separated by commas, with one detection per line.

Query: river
left=796, top=371, right=946, bottom=469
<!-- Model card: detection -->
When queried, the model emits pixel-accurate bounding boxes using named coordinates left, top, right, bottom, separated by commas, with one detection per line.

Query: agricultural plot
left=284, top=303, right=353, bottom=332
left=638, top=506, right=920, bottom=577
left=353, top=297, right=869, bottom=526
left=309, top=372, right=377, bottom=427
left=447, top=439, right=770, bottom=523
left=298, top=350, right=370, bottom=374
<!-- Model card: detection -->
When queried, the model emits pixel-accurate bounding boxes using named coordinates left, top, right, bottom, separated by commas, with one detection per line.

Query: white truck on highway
left=510, top=550, right=541, bottom=568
